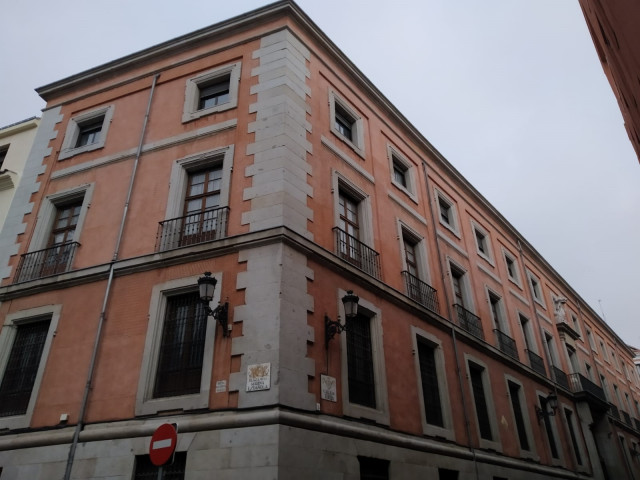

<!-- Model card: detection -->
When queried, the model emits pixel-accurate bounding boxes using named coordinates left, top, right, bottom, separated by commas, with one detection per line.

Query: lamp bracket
left=204, top=301, right=229, bottom=337
left=325, top=315, right=347, bottom=348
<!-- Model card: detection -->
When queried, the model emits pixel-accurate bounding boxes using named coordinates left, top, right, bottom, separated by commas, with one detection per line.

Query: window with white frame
left=539, top=393, right=560, bottom=460
left=488, top=291, right=507, bottom=332
left=0, top=305, right=60, bottom=430
left=135, top=275, right=219, bottom=415
left=182, top=61, right=241, bottom=123
left=507, top=378, right=533, bottom=453
left=564, top=407, right=584, bottom=466
left=340, top=290, right=388, bottom=424
left=586, top=326, right=596, bottom=351
left=400, top=223, right=436, bottom=311
left=387, top=145, right=416, bottom=200
left=503, top=249, right=521, bottom=285
left=472, top=222, right=493, bottom=262
left=413, top=327, right=454, bottom=440
left=467, top=358, right=500, bottom=449
left=59, top=105, right=115, bottom=160
left=570, top=313, right=582, bottom=336
left=159, top=147, right=234, bottom=251
left=435, top=190, right=459, bottom=235
left=17, top=184, right=94, bottom=282
left=329, top=90, right=365, bottom=156
left=527, top=271, right=544, bottom=306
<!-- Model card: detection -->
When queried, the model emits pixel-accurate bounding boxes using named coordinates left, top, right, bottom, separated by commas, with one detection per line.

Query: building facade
left=0, top=117, right=40, bottom=239
left=0, top=2, right=639, bottom=479
left=579, top=0, right=640, bottom=162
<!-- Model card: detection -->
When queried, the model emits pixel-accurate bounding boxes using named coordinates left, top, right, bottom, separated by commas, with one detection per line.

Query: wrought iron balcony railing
left=493, top=329, right=519, bottom=360
left=552, top=366, right=570, bottom=390
left=453, top=304, right=484, bottom=341
left=156, top=206, right=229, bottom=252
left=402, top=271, right=439, bottom=314
left=526, top=349, right=547, bottom=376
left=333, top=227, right=381, bottom=279
left=567, top=373, right=607, bottom=403
left=14, top=242, right=80, bottom=283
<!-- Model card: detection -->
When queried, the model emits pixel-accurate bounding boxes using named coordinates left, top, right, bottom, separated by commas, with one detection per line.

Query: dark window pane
left=198, top=77, right=230, bottom=110
left=346, top=314, right=376, bottom=408
left=508, top=381, right=530, bottom=450
left=540, top=396, right=559, bottom=458
left=134, top=452, right=186, bottom=480
left=154, top=293, right=207, bottom=398
left=0, top=319, right=50, bottom=417
left=75, top=118, right=104, bottom=147
left=358, top=456, right=389, bottom=480
left=418, top=338, right=444, bottom=427
left=469, top=362, right=492, bottom=440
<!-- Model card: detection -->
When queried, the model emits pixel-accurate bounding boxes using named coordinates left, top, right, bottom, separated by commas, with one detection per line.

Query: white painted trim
left=387, top=143, right=418, bottom=204
left=470, top=219, right=494, bottom=266
left=477, top=262, right=502, bottom=285
left=181, top=61, right=241, bottom=123
left=504, top=375, right=538, bottom=460
left=509, top=288, right=530, bottom=306
left=397, top=218, right=432, bottom=286
left=322, top=136, right=374, bottom=184
left=501, top=246, right=523, bottom=288
left=59, top=105, right=115, bottom=160
left=339, top=289, right=389, bottom=425
left=331, top=169, right=374, bottom=248
left=464, top=354, right=502, bottom=452
left=412, top=326, right=455, bottom=441
left=0, top=304, right=61, bottom=430
left=328, top=89, right=365, bottom=158
left=135, top=274, right=220, bottom=416
left=387, top=191, right=427, bottom=225
left=436, top=228, right=468, bottom=258
left=433, top=187, right=461, bottom=237
left=535, top=389, right=565, bottom=466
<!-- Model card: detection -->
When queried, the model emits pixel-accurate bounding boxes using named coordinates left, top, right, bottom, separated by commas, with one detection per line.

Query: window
left=528, top=272, right=544, bottom=305
left=135, top=275, right=219, bottom=415
left=329, top=90, right=365, bottom=155
left=539, top=395, right=559, bottom=459
left=154, top=292, right=208, bottom=398
left=180, top=166, right=223, bottom=246
left=417, top=338, right=444, bottom=427
left=438, top=469, right=459, bottom=480
left=585, top=363, right=594, bottom=381
left=450, top=263, right=470, bottom=309
left=134, top=452, right=186, bottom=480
left=159, top=147, right=234, bottom=252
left=468, top=361, right=493, bottom=441
left=0, top=144, right=8, bottom=170
left=401, top=226, right=437, bottom=312
left=0, top=305, right=60, bottom=429
left=570, top=314, right=582, bottom=336
left=388, top=145, right=416, bottom=200
left=75, top=117, right=104, bottom=148
left=59, top=105, right=114, bottom=160
left=503, top=250, right=521, bottom=285
left=600, top=340, right=609, bottom=361
left=435, top=190, right=459, bottom=234
left=472, top=222, right=492, bottom=262
left=346, top=313, right=376, bottom=409
left=566, top=345, right=580, bottom=374
left=0, top=319, right=50, bottom=417
left=340, top=292, right=388, bottom=424
left=488, top=292, right=506, bottom=331
left=358, top=456, right=389, bottom=480
left=586, top=327, right=596, bottom=351
left=413, top=328, right=454, bottom=439
left=508, top=380, right=530, bottom=451
left=16, top=185, right=92, bottom=282
left=338, top=190, right=361, bottom=266
left=182, top=61, right=241, bottom=123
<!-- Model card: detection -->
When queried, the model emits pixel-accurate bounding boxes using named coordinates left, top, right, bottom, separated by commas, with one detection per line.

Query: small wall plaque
left=247, top=363, right=271, bottom=392
left=321, top=374, right=337, bottom=402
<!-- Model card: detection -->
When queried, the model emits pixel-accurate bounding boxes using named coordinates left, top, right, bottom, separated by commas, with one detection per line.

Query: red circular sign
left=149, top=423, right=177, bottom=466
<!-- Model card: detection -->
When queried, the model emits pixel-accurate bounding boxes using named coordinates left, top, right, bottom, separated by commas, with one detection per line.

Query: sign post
left=149, top=423, right=178, bottom=480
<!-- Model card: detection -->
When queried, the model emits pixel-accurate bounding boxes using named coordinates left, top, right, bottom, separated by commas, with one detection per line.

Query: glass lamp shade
left=547, top=392, right=559, bottom=411
left=342, top=290, right=360, bottom=318
left=198, top=272, right=217, bottom=302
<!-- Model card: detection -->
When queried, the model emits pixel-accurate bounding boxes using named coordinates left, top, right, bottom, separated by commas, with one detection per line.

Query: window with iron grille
left=358, top=456, right=389, bottom=480
left=154, top=292, right=207, bottom=398
left=540, top=395, right=559, bottom=458
left=0, top=319, right=51, bottom=417
left=134, top=452, right=186, bottom=480
left=346, top=314, right=376, bottom=408
left=564, top=408, right=583, bottom=465
left=469, top=362, right=493, bottom=440
left=508, top=381, right=530, bottom=451
left=418, top=338, right=444, bottom=427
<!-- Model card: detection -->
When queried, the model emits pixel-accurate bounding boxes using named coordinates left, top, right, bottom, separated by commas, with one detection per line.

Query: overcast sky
left=1, top=1, right=638, bottom=347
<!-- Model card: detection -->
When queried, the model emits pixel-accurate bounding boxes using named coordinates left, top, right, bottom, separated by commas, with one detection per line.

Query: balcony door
left=181, top=166, right=222, bottom=246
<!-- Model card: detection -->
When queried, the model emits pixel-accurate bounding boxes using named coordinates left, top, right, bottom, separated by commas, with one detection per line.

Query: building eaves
left=0, top=116, right=40, bottom=138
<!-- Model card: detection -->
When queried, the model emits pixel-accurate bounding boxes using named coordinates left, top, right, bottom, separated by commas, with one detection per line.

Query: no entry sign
left=149, top=423, right=177, bottom=466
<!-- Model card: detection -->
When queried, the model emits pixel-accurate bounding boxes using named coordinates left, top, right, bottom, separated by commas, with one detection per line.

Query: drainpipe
left=421, top=161, right=479, bottom=479
left=64, top=74, right=159, bottom=480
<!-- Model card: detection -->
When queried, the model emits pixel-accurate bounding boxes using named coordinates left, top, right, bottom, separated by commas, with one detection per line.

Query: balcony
left=556, top=319, right=581, bottom=341
left=494, top=329, right=519, bottom=361
left=621, top=410, right=632, bottom=427
left=14, top=242, right=80, bottom=283
left=526, top=349, right=547, bottom=376
left=567, top=373, right=610, bottom=414
left=552, top=366, right=570, bottom=390
left=333, top=227, right=381, bottom=279
left=156, top=206, right=229, bottom=252
left=453, top=304, right=484, bottom=341
left=402, top=271, right=440, bottom=314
